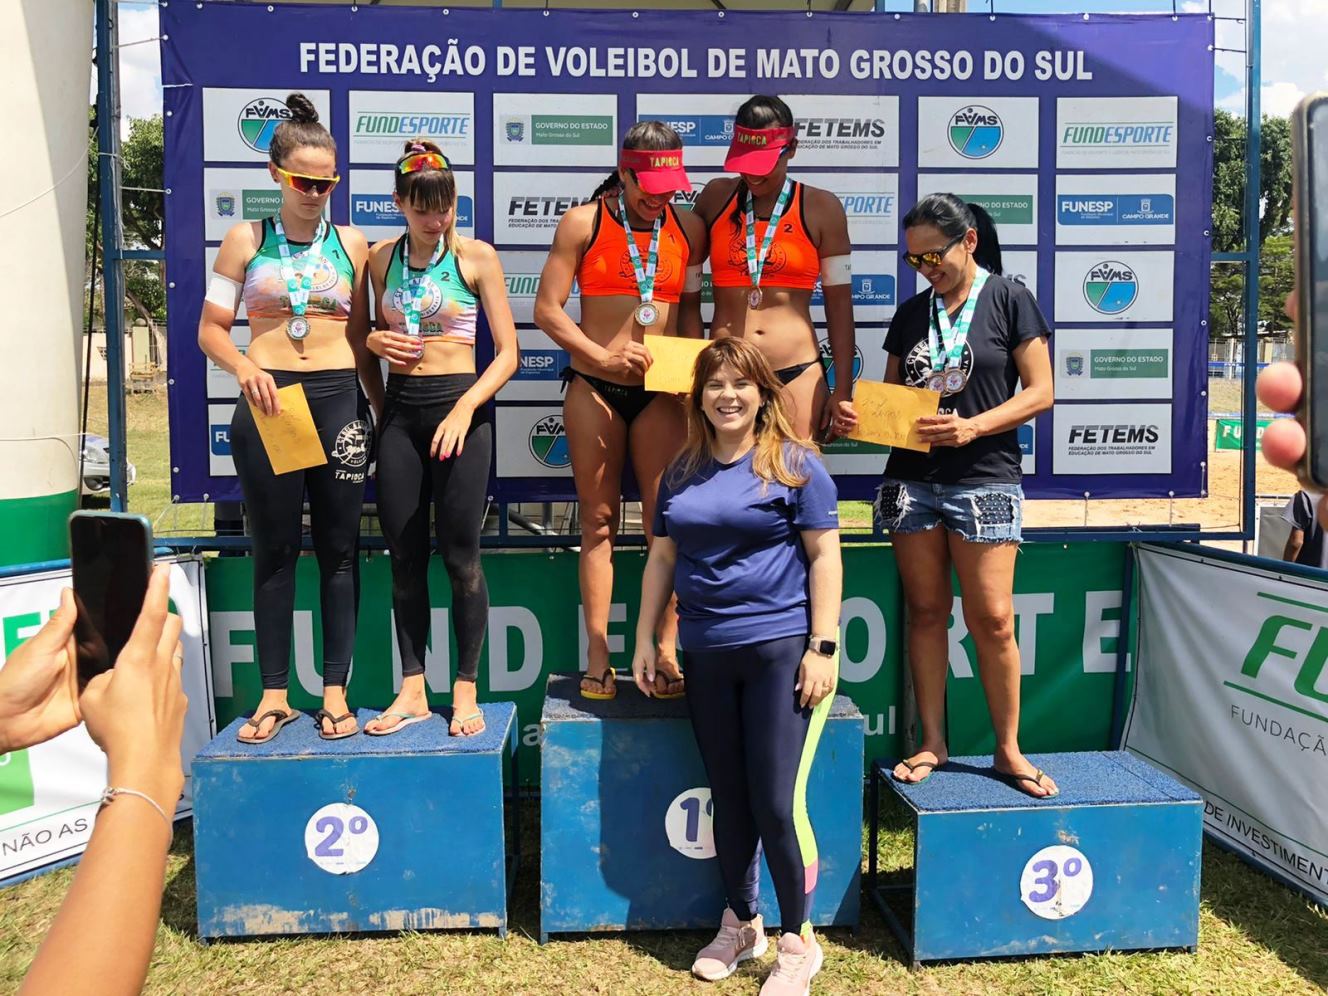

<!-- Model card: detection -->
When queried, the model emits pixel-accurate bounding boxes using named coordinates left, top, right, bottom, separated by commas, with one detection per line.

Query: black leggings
left=376, top=373, right=492, bottom=683
left=685, top=634, right=832, bottom=936
left=229, top=369, right=370, bottom=690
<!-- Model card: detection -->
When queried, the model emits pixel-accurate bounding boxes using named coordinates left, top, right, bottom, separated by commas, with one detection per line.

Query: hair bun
left=285, top=93, right=320, bottom=125
left=401, top=137, right=444, bottom=156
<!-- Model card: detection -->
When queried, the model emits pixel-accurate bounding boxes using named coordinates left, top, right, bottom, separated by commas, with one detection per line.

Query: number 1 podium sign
left=868, top=751, right=1202, bottom=965
left=193, top=705, right=518, bottom=938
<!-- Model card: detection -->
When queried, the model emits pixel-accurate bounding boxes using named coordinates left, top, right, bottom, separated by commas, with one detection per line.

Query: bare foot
left=365, top=675, right=429, bottom=734
left=994, top=750, right=1058, bottom=798
left=449, top=679, right=485, bottom=736
left=239, top=690, right=293, bottom=740
left=893, top=746, right=948, bottom=783
left=318, top=685, right=357, bottom=737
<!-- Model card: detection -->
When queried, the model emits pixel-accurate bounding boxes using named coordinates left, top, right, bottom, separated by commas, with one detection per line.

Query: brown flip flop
left=236, top=708, right=300, bottom=745
left=315, top=708, right=359, bottom=741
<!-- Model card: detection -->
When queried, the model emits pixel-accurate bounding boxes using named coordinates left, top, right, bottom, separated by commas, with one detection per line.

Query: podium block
left=539, top=675, right=863, bottom=941
left=869, top=751, right=1202, bottom=965
left=193, top=704, right=517, bottom=939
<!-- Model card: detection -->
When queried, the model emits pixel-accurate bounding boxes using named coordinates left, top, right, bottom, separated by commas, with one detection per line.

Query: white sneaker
left=759, top=931, right=824, bottom=996
left=691, top=908, right=769, bottom=981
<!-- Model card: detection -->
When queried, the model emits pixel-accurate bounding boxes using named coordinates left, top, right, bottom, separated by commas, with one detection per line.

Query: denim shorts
left=873, top=478, right=1023, bottom=544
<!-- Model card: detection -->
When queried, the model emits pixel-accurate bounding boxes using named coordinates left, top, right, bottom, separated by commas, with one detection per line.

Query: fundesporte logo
left=237, top=97, right=293, bottom=154
left=948, top=105, right=1003, bottom=160
left=529, top=414, right=571, bottom=468
left=1082, top=260, right=1139, bottom=315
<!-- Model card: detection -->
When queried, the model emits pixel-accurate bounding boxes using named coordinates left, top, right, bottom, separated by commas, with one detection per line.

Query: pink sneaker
left=691, top=908, right=768, bottom=981
left=759, top=931, right=824, bottom=996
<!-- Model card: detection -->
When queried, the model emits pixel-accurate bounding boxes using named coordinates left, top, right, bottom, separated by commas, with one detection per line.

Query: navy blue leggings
left=685, top=634, right=832, bottom=935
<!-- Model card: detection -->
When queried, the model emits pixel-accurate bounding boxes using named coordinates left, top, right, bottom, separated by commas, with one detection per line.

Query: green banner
left=529, top=115, right=614, bottom=145
left=957, top=193, right=1035, bottom=225
left=1214, top=418, right=1273, bottom=450
left=205, top=543, right=1125, bottom=784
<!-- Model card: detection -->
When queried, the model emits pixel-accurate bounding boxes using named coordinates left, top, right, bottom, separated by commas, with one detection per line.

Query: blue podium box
left=539, top=675, right=864, bottom=941
left=193, top=704, right=518, bottom=939
left=869, top=751, right=1202, bottom=965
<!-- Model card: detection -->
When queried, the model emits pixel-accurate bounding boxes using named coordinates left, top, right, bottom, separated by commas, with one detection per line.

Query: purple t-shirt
left=653, top=446, right=839, bottom=651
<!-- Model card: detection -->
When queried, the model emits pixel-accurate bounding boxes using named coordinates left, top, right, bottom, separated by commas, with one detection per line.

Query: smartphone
left=1293, top=91, right=1328, bottom=486
left=69, top=511, right=154, bottom=689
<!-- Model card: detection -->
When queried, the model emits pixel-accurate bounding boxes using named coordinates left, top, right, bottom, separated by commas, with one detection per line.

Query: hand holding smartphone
left=69, top=511, right=154, bottom=690
left=1292, top=91, right=1328, bottom=486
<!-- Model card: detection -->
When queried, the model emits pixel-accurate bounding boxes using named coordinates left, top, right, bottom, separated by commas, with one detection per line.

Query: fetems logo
left=1067, top=424, right=1159, bottom=445
left=947, top=105, right=1003, bottom=159
left=1082, top=260, right=1138, bottom=315
left=238, top=97, right=292, bottom=154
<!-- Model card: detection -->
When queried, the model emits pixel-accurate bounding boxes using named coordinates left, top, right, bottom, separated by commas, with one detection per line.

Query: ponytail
left=965, top=203, right=1003, bottom=276
left=592, top=120, right=684, bottom=199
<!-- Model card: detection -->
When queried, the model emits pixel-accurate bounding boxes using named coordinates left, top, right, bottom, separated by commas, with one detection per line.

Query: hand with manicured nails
left=236, top=358, right=281, bottom=416
left=79, top=565, right=188, bottom=816
left=599, top=340, right=653, bottom=379
left=0, top=588, right=81, bottom=754
left=632, top=637, right=658, bottom=698
left=367, top=329, right=425, bottom=366
left=431, top=400, right=475, bottom=461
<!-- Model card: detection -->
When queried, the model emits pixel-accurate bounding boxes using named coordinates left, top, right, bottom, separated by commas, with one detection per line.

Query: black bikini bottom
left=774, top=359, right=824, bottom=386
left=561, top=367, right=659, bottom=424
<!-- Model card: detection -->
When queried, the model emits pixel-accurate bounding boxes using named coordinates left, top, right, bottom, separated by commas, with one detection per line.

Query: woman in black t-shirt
left=847, top=193, right=1056, bottom=798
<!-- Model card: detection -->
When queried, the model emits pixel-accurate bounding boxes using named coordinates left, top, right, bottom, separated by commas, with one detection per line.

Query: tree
left=1211, top=109, right=1293, bottom=253
left=86, top=110, right=166, bottom=335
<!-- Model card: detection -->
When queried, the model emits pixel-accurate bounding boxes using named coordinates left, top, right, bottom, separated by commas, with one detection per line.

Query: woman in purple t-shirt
left=633, top=337, right=841, bottom=996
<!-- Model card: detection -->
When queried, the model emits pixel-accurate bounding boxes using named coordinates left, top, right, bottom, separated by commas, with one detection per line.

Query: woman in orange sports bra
left=535, top=122, right=707, bottom=700
left=694, top=95, right=857, bottom=442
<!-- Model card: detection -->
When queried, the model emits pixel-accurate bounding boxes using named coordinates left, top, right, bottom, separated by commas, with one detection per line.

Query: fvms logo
left=1082, top=260, right=1138, bottom=315
left=948, top=105, right=1003, bottom=160
left=528, top=414, right=571, bottom=469
left=238, top=97, right=293, bottom=154
left=818, top=339, right=864, bottom=393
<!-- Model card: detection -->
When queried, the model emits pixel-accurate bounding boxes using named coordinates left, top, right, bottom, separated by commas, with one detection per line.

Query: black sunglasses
left=902, top=233, right=965, bottom=271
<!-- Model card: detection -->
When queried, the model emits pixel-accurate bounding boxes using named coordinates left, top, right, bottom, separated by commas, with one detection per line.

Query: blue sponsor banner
left=210, top=425, right=231, bottom=457
left=164, top=6, right=1212, bottom=503
left=1058, top=194, right=1175, bottom=226
left=1018, top=424, right=1035, bottom=457
left=515, top=348, right=569, bottom=382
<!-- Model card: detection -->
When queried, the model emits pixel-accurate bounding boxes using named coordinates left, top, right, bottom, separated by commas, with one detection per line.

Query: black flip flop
left=315, top=708, right=359, bottom=741
left=891, top=756, right=944, bottom=784
left=236, top=708, right=300, bottom=745
left=1001, top=767, right=1060, bottom=799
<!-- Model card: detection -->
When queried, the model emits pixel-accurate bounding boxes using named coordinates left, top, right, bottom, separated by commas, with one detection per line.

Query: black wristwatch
left=807, top=635, right=838, bottom=657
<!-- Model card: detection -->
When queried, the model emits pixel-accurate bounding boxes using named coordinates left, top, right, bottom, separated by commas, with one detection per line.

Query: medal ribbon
left=744, top=178, right=793, bottom=293
left=928, top=268, right=990, bottom=372
left=618, top=191, right=661, bottom=306
left=273, top=214, right=327, bottom=319
left=400, top=236, right=447, bottom=339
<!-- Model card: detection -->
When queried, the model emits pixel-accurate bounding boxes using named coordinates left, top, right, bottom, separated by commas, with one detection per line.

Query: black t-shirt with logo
left=883, top=273, right=1050, bottom=485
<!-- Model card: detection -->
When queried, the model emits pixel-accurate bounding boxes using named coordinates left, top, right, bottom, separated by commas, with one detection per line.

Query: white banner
left=915, top=171, right=1039, bottom=246
left=1053, top=251, right=1175, bottom=324
left=348, top=168, right=475, bottom=243
left=347, top=90, right=474, bottom=165
left=0, top=558, right=215, bottom=884
left=493, top=93, right=618, bottom=166
left=917, top=96, right=1039, bottom=169
left=202, top=88, right=332, bottom=163
left=1056, top=96, right=1179, bottom=170
left=492, top=171, right=596, bottom=246
left=1124, top=545, right=1328, bottom=906
left=1052, top=402, right=1172, bottom=475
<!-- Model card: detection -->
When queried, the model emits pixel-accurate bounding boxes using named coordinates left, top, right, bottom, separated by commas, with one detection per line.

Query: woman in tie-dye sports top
left=357, top=139, right=518, bottom=740
left=198, top=93, right=377, bottom=746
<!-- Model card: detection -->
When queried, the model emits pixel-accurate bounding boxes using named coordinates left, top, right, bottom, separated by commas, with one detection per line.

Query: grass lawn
left=2, top=801, right=1325, bottom=994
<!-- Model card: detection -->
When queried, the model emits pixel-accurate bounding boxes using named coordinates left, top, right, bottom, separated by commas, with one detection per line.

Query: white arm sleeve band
left=683, top=265, right=704, bottom=294
left=819, top=255, right=853, bottom=287
left=205, top=273, right=243, bottom=312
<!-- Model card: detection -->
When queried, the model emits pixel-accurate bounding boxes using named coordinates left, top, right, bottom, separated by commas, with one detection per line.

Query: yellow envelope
left=846, top=380, right=941, bottom=453
left=643, top=335, right=711, bottom=394
left=248, top=383, right=328, bottom=475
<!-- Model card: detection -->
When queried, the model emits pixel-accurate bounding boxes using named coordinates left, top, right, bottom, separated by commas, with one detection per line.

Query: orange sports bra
left=578, top=198, right=691, bottom=304
left=708, top=180, right=820, bottom=290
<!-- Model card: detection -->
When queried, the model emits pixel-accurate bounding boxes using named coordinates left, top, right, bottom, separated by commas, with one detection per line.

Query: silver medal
left=748, top=287, right=763, bottom=309
left=286, top=316, right=311, bottom=341
left=925, top=371, right=947, bottom=394
left=634, top=302, right=659, bottom=327
left=943, top=367, right=969, bottom=394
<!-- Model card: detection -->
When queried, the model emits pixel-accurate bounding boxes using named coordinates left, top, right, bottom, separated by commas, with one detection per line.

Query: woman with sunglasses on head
left=198, top=93, right=378, bottom=743
left=694, top=95, right=856, bottom=442
left=358, top=141, right=518, bottom=737
left=634, top=337, right=841, bottom=996
left=860, top=193, right=1055, bottom=798
left=534, top=122, right=706, bottom=701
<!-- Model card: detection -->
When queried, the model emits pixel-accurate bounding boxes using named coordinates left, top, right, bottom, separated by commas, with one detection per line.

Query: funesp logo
left=947, top=105, right=1003, bottom=159
left=211, top=426, right=232, bottom=456
left=1058, top=194, right=1174, bottom=226
left=1082, top=260, right=1138, bottom=315
left=237, top=97, right=293, bottom=154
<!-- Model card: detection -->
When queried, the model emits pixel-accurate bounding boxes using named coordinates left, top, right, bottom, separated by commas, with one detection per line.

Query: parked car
left=80, top=433, right=137, bottom=495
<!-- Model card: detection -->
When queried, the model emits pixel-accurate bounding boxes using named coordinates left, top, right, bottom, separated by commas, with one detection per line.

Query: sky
left=106, top=0, right=1325, bottom=126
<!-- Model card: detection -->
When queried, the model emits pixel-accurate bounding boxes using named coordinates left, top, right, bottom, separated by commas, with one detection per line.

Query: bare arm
left=917, top=336, right=1053, bottom=447
left=632, top=535, right=678, bottom=696
left=533, top=207, right=618, bottom=370
left=341, top=226, right=384, bottom=420
left=675, top=210, right=708, bottom=340
left=459, top=241, right=520, bottom=410
left=798, top=527, right=843, bottom=709
left=1284, top=529, right=1305, bottom=563
left=808, top=188, right=856, bottom=429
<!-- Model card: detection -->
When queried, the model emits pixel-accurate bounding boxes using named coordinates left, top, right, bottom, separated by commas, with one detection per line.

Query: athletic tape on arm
left=205, top=273, right=242, bottom=312
left=683, top=265, right=703, bottom=294
left=819, top=255, right=852, bottom=287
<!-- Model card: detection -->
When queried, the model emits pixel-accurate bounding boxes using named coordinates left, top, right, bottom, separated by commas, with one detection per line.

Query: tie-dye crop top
left=242, top=218, right=355, bottom=321
left=378, top=236, right=480, bottom=345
